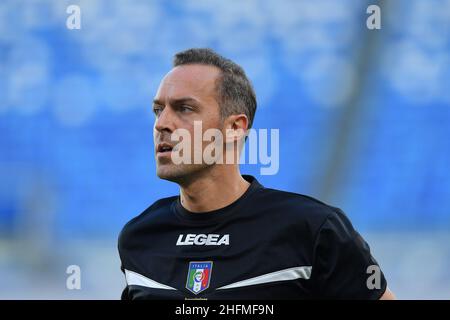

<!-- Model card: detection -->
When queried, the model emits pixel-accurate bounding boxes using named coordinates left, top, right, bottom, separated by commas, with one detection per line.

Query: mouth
left=156, top=143, right=174, bottom=155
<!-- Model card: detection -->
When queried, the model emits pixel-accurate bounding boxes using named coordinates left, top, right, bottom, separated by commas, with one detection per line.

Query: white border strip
left=125, top=269, right=177, bottom=290
left=216, top=266, right=312, bottom=290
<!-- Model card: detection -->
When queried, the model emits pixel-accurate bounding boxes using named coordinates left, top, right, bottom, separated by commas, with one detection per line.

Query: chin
left=156, top=164, right=211, bottom=184
left=156, top=164, right=190, bottom=182
left=156, top=166, right=179, bottom=182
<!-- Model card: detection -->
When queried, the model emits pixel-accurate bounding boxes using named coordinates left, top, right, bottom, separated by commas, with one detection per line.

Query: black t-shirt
left=118, top=175, right=387, bottom=300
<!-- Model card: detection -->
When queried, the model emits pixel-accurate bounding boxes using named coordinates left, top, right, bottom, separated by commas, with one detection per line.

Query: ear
left=223, top=114, right=248, bottom=143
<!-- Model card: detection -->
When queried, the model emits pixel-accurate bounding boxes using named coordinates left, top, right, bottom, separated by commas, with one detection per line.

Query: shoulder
left=118, top=196, right=177, bottom=247
left=123, top=196, right=177, bottom=227
left=254, top=186, right=346, bottom=232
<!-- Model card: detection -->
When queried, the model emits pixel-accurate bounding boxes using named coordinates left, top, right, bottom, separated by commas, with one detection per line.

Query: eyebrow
left=153, top=97, right=200, bottom=106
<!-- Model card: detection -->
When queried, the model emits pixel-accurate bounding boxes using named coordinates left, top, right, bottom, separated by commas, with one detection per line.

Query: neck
left=179, top=166, right=250, bottom=213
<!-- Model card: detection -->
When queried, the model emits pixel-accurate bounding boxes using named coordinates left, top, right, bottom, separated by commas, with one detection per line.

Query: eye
left=153, top=105, right=163, bottom=116
left=179, top=105, right=193, bottom=113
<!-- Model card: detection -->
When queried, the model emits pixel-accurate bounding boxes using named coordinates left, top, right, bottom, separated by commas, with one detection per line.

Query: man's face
left=152, top=64, right=223, bottom=182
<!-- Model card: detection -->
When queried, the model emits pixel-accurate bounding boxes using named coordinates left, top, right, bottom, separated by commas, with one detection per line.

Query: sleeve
left=118, top=223, right=132, bottom=300
left=121, top=286, right=130, bottom=300
left=310, top=208, right=387, bottom=299
left=120, top=265, right=131, bottom=300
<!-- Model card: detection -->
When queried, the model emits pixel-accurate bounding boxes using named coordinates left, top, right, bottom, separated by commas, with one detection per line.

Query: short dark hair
left=173, top=48, right=257, bottom=129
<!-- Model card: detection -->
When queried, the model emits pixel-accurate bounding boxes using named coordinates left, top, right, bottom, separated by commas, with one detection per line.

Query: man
left=118, top=48, right=395, bottom=300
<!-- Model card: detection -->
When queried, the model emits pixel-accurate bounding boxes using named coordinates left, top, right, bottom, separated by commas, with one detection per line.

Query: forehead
left=155, top=64, right=221, bottom=101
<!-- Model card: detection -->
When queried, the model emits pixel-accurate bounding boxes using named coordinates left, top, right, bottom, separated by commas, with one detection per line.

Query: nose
left=154, top=107, right=175, bottom=134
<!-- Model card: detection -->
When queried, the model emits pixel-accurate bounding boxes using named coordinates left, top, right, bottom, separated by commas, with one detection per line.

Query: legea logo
left=176, top=234, right=230, bottom=246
